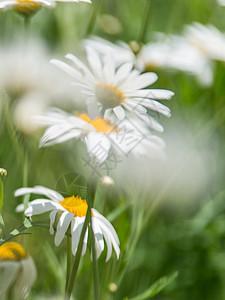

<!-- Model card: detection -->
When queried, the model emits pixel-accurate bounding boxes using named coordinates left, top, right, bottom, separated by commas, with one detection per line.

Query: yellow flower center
left=78, top=114, right=116, bottom=134
left=95, top=83, right=126, bottom=109
left=14, top=0, right=42, bottom=16
left=0, top=242, right=27, bottom=261
left=59, top=195, right=88, bottom=217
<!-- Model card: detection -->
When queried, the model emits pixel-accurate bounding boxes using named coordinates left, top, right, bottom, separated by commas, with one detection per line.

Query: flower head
left=185, top=22, right=225, bottom=62
left=51, top=47, right=173, bottom=131
left=85, top=35, right=213, bottom=87
left=0, top=242, right=37, bottom=299
left=36, top=108, right=166, bottom=163
left=0, top=0, right=91, bottom=17
left=15, top=185, right=120, bottom=261
left=218, top=0, right=225, bottom=5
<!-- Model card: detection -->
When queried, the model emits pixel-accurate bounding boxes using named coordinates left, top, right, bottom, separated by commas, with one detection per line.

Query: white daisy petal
left=86, top=46, right=103, bottom=81
left=24, top=199, right=62, bottom=217
left=92, top=218, right=104, bottom=259
left=54, top=211, right=74, bottom=246
left=101, top=225, right=120, bottom=260
left=102, top=229, right=112, bottom=262
left=49, top=210, right=58, bottom=235
left=39, top=124, right=81, bottom=147
left=0, top=261, right=19, bottom=295
left=114, top=62, right=134, bottom=86
left=14, top=185, right=63, bottom=202
left=13, top=257, right=37, bottom=299
left=132, top=72, right=158, bottom=89
left=82, top=229, right=88, bottom=256
left=65, top=53, right=95, bottom=84
left=50, top=59, right=82, bottom=81
left=103, top=52, right=115, bottom=83
left=71, top=217, right=86, bottom=256
left=92, top=209, right=120, bottom=244
left=112, top=106, right=125, bottom=120
left=85, top=132, right=111, bottom=163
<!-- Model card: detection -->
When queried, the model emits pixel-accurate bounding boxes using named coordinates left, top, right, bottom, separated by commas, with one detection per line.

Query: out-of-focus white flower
left=185, top=22, right=225, bottom=62
left=217, top=0, right=225, bottom=6
left=15, top=186, right=120, bottom=261
left=84, top=37, right=136, bottom=67
left=0, top=0, right=91, bottom=17
left=137, top=34, right=213, bottom=86
left=37, top=108, right=165, bottom=163
left=0, top=242, right=37, bottom=300
left=0, top=41, right=77, bottom=134
left=51, top=47, right=173, bottom=131
left=85, top=35, right=213, bottom=86
left=0, top=41, right=72, bottom=99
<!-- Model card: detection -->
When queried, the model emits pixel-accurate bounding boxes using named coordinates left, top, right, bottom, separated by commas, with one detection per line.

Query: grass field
left=1, top=0, right=225, bottom=299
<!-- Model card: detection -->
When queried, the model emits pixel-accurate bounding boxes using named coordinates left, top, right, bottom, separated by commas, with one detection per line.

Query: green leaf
left=107, top=203, right=131, bottom=223
left=127, top=271, right=178, bottom=300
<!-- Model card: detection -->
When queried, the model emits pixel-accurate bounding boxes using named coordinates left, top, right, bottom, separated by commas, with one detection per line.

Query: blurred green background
left=1, top=0, right=225, bottom=299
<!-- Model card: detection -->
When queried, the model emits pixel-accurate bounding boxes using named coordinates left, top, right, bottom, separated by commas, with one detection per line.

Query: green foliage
left=1, top=0, right=225, bottom=299
left=125, top=271, right=178, bottom=300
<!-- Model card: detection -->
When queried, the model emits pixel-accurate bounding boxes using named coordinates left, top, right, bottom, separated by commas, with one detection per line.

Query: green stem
left=0, top=223, right=31, bottom=246
left=24, top=16, right=31, bottom=41
left=138, top=0, right=152, bottom=43
left=2, top=92, right=24, bottom=164
left=90, top=218, right=100, bottom=300
left=65, top=180, right=97, bottom=300
left=64, top=209, right=91, bottom=300
left=0, top=220, right=49, bottom=246
left=86, top=0, right=102, bottom=36
left=66, top=236, right=72, bottom=290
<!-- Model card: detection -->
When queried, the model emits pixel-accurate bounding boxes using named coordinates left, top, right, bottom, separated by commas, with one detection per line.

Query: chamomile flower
left=185, top=23, right=225, bottom=62
left=15, top=186, right=120, bottom=261
left=51, top=47, right=173, bottom=131
left=85, top=35, right=213, bottom=86
left=0, top=41, right=77, bottom=134
left=137, top=34, right=213, bottom=86
left=37, top=108, right=166, bottom=163
left=0, top=242, right=37, bottom=300
left=218, top=0, right=225, bottom=5
left=84, top=36, right=136, bottom=67
left=0, top=0, right=91, bottom=17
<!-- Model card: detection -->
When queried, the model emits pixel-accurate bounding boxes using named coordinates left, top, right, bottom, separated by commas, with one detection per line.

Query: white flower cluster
left=85, top=22, right=225, bottom=87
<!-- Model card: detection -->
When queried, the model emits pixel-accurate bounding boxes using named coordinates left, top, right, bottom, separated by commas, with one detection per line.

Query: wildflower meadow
left=0, top=0, right=225, bottom=299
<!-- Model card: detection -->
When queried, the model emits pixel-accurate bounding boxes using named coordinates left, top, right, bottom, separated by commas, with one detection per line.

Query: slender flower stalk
left=65, top=180, right=97, bottom=300
left=138, top=0, right=152, bottom=43
left=66, top=236, right=72, bottom=290
left=90, top=216, right=100, bottom=300
left=86, top=0, right=102, bottom=35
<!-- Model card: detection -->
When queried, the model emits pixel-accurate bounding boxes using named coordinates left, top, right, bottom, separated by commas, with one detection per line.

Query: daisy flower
left=15, top=185, right=120, bottom=261
left=137, top=34, right=213, bottom=86
left=85, top=35, right=214, bottom=87
left=0, top=0, right=91, bottom=17
left=185, top=22, right=225, bottom=62
left=0, top=242, right=37, bottom=300
left=50, top=47, right=173, bottom=131
left=0, top=41, right=77, bottom=134
left=85, top=35, right=213, bottom=87
left=84, top=36, right=136, bottom=68
left=36, top=108, right=166, bottom=163
left=218, top=0, right=225, bottom=5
